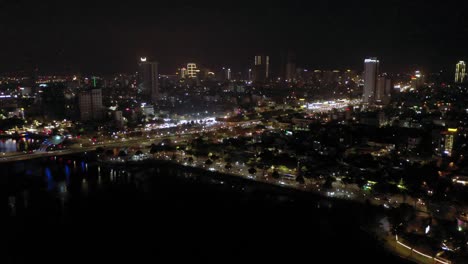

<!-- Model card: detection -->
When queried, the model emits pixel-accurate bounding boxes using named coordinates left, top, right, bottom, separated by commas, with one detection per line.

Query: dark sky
left=0, top=0, right=467, bottom=75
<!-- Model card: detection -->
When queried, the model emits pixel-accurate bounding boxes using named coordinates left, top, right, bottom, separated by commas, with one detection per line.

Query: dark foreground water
left=2, top=154, right=413, bottom=264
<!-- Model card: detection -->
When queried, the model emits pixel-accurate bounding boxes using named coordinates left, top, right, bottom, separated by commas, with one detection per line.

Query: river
left=2, top=153, right=413, bottom=263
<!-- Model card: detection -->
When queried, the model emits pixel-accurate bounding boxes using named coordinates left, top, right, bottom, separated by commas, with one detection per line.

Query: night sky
left=0, top=0, right=467, bottom=74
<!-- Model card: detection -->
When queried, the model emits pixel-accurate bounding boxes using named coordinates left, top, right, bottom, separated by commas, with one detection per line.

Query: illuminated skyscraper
left=253, top=55, right=270, bottom=83
left=362, top=57, right=379, bottom=103
left=455, top=61, right=466, bottom=83
left=179, top=67, right=187, bottom=79
left=79, top=88, right=103, bottom=121
left=282, top=51, right=296, bottom=82
left=441, top=128, right=458, bottom=157
left=223, top=67, right=231, bottom=81
left=411, top=70, right=424, bottom=89
left=138, top=57, right=159, bottom=104
left=375, top=76, right=392, bottom=105
left=187, top=63, right=198, bottom=78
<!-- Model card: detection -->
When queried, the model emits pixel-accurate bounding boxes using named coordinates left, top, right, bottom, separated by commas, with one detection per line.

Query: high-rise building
left=285, top=63, right=296, bottom=82
left=455, top=61, right=466, bottom=83
left=375, top=76, right=392, bottom=105
left=79, top=88, right=103, bottom=121
left=114, top=110, right=124, bottom=128
left=441, top=128, right=458, bottom=157
left=253, top=55, right=270, bottom=83
left=223, top=67, right=231, bottom=81
left=362, top=58, right=379, bottom=103
left=411, top=70, right=425, bottom=89
left=187, top=63, right=198, bottom=78
left=138, top=57, right=159, bottom=104
left=283, top=51, right=296, bottom=82
left=218, top=67, right=232, bottom=81
left=179, top=67, right=187, bottom=79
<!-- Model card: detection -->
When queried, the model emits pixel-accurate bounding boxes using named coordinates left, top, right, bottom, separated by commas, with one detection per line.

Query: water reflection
left=65, top=165, right=71, bottom=184
left=8, top=196, right=16, bottom=216
left=57, top=181, right=68, bottom=209
left=45, top=167, right=55, bottom=191
left=4, top=156, right=340, bottom=222
left=4, top=155, right=408, bottom=264
left=81, top=179, right=89, bottom=196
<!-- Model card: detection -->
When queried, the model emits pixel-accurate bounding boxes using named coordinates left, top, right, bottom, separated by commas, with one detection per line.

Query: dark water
left=2, top=155, right=412, bottom=264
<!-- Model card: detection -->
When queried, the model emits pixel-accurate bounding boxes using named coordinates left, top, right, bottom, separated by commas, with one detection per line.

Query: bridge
left=37, top=135, right=66, bottom=152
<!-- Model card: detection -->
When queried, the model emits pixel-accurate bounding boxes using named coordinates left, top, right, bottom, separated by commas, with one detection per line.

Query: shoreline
left=4, top=151, right=443, bottom=263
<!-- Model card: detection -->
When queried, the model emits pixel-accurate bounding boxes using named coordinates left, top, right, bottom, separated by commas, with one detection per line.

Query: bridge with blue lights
left=38, top=135, right=66, bottom=152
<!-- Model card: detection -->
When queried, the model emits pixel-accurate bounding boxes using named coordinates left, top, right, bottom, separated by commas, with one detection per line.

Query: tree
left=248, top=167, right=257, bottom=175
left=161, top=138, right=172, bottom=145
left=323, top=176, right=336, bottom=189
left=296, top=175, right=305, bottom=184
left=224, top=156, right=232, bottom=163
left=225, top=163, right=232, bottom=170
left=205, top=159, right=213, bottom=165
left=150, top=143, right=158, bottom=154
left=272, top=170, right=280, bottom=179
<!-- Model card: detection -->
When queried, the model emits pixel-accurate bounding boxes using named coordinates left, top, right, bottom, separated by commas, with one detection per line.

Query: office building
left=220, top=67, right=231, bottom=81
left=375, top=76, right=392, bottom=105
left=362, top=58, right=379, bottom=103
left=411, top=70, right=425, bottom=89
left=455, top=61, right=466, bottom=83
left=253, top=55, right=270, bottom=83
left=187, top=63, right=198, bottom=78
left=283, top=51, right=296, bottom=82
left=179, top=67, right=187, bottom=79
left=138, top=57, right=159, bottom=104
left=79, top=88, right=103, bottom=121
left=441, top=128, right=458, bottom=157
left=114, top=110, right=124, bottom=128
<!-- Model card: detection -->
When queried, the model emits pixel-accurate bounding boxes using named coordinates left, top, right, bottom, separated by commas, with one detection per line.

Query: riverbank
left=2, top=150, right=440, bottom=263
left=5, top=154, right=413, bottom=264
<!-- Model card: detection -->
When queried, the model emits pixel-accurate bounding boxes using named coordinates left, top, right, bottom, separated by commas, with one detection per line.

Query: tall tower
left=375, top=76, right=392, bottom=105
left=362, top=58, right=379, bottom=103
left=138, top=57, right=159, bottom=104
left=455, top=61, right=466, bottom=83
left=285, top=51, right=296, bottom=82
left=219, top=67, right=232, bottom=82
left=253, top=55, right=270, bottom=83
left=179, top=67, right=187, bottom=79
left=187, top=63, right=198, bottom=78
left=78, top=88, right=103, bottom=121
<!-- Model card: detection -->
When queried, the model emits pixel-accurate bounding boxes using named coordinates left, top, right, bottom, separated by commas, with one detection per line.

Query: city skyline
left=4, top=2, right=468, bottom=264
left=0, top=1, right=467, bottom=74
